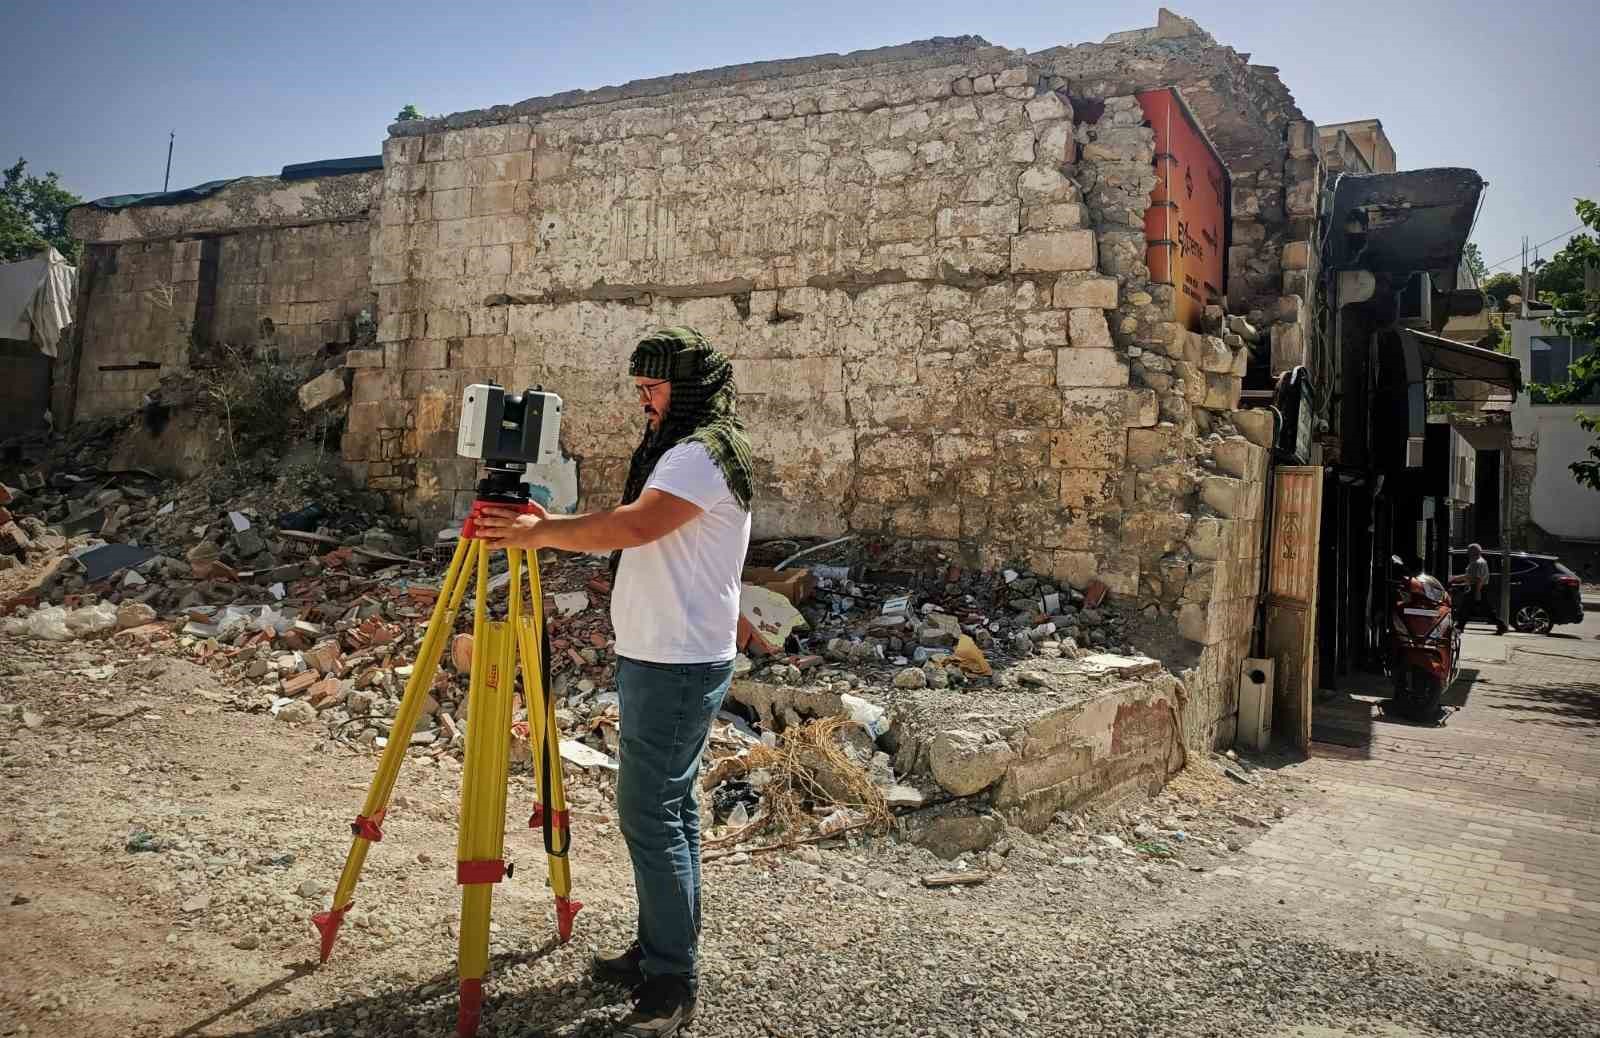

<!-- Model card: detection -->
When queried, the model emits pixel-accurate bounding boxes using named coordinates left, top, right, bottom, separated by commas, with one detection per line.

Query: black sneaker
left=618, top=975, right=696, bottom=1037
left=592, top=942, right=645, bottom=988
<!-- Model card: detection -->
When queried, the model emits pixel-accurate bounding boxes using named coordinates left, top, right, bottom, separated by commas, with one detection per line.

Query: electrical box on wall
left=1237, top=657, right=1276, bottom=752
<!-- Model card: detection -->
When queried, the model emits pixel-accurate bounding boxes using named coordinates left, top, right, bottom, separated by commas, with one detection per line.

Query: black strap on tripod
left=536, top=616, right=571, bottom=859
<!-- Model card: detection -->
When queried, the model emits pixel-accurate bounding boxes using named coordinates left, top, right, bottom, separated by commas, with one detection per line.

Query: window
left=1530, top=335, right=1600, bottom=403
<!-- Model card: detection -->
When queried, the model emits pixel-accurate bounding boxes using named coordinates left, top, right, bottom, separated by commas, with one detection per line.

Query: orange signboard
left=1137, top=88, right=1230, bottom=331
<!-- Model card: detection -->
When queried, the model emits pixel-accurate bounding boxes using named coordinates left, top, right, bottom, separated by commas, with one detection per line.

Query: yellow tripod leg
left=518, top=550, right=582, bottom=941
left=455, top=543, right=517, bottom=1037
left=314, top=534, right=478, bottom=963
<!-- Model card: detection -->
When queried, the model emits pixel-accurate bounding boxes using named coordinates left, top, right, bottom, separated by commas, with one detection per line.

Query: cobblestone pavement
left=1243, top=613, right=1600, bottom=1000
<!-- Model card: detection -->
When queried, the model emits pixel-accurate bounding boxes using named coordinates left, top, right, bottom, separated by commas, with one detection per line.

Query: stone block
left=1200, top=475, right=1249, bottom=519
left=1025, top=91, right=1072, bottom=123
left=996, top=67, right=1036, bottom=88
left=1187, top=517, right=1239, bottom=561
left=1050, top=414, right=1126, bottom=470
left=1013, top=202, right=1086, bottom=241
left=1199, top=336, right=1233, bottom=373
left=1127, top=426, right=1180, bottom=469
left=297, top=369, right=347, bottom=412
left=1271, top=322, right=1306, bottom=371
left=1059, top=468, right=1121, bottom=515
left=1282, top=240, right=1311, bottom=270
left=1231, top=408, right=1276, bottom=450
left=1063, top=387, right=1157, bottom=429
left=927, top=729, right=1014, bottom=796
left=1067, top=308, right=1114, bottom=348
left=345, top=348, right=384, bottom=369
left=1017, top=166, right=1079, bottom=203
left=1287, top=120, right=1316, bottom=158
left=865, top=148, right=914, bottom=177
left=1056, top=348, right=1128, bottom=388
left=936, top=202, right=1020, bottom=238
left=1097, top=554, right=1139, bottom=596
left=1012, top=230, right=1097, bottom=273
left=1034, top=122, right=1076, bottom=165
left=1213, top=438, right=1269, bottom=482
left=1202, top=374, right=1241, bottom=412
left=1052, top=550, right=1097, bottom=589
left=1053, top=276, right=1118, bottom=309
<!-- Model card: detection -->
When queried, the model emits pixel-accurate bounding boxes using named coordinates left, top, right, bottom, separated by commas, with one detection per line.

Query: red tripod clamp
left=350, top=810, right=385, bottom=842
left=456, top=859, right=512, bottom=885
left=461, top=499, right=540, bottom=541
left=528, top=805, right=571, bottom=830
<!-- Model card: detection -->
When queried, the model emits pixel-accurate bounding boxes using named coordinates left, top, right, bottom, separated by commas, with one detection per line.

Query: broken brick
left=308, top=677, right=345, bottom=709
left=1085, top=580, right=1109, bottom=609
left=281, top=671, right=318, bottom=697
left=586, top=577, right=612, bottom=595
left=0, top=521, right=31, bottom=555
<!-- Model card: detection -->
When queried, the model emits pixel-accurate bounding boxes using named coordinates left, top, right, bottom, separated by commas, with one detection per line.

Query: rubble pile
left=740, top=542, right=1148, bottom=698
left=3, top=424, right=1179, bottom=861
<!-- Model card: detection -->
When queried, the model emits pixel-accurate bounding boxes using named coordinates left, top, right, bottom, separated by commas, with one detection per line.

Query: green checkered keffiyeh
left=620, top=327, right=754, bottom=512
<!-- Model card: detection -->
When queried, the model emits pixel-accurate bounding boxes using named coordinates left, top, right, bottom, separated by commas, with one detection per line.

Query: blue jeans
left=615, top=656, right=733, bottom=987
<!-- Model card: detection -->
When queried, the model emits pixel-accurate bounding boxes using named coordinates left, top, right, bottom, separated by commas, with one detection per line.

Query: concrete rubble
left=2, top=424, right=1195, bottom=860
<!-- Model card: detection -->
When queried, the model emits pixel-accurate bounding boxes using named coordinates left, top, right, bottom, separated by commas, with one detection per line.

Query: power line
left=1482, top=224, right=1588, bottom=274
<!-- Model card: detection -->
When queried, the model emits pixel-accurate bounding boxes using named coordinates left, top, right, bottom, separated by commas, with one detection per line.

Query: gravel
left=1, top=638, right=1594, bottom=1038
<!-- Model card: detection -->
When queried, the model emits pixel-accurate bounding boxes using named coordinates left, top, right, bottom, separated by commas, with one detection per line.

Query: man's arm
left=474, top=489, right=702, bottom=553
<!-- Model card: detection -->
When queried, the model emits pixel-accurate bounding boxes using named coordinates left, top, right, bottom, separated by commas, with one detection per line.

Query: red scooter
left=1385, top=555, right=1461, bottom=721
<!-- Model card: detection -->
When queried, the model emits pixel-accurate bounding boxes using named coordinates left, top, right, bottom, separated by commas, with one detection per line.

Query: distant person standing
left=1461, top=543, right=1508, bottom=635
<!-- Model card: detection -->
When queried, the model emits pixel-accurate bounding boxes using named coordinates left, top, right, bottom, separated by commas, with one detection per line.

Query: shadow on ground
left=174, top=940, right=620, bottom=1038
left=1484, top=680, right=1600, bottom=730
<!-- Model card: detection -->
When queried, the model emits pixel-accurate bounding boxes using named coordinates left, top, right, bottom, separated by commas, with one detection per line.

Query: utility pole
left=163, top=131, right=174, bottom=192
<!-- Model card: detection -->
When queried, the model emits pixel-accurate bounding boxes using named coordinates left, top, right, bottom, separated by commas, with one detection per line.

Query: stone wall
left=62, top=171, right=379, bottom=421
left=351, top=23, right=1314, bottom=749
left=210, top=220, right=372, bottom=358
left=69, top=238, right=193, bottom=417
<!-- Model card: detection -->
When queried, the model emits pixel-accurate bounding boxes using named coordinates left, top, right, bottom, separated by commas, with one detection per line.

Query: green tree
left=1463, top=242, right=1488, bottom=281
left=0, top=158, right=82, bottom=263
left=1482, top=271, right=1521, bottom=311
left=1538, top=199, right=1600, bottom=491
left=396, top=104, right=424, bottom=122
left=1533, top=213, right=1599, bottom=312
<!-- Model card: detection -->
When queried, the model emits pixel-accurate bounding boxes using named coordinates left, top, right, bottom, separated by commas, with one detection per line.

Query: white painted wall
left=1510, top=318, right=1600, bottom=540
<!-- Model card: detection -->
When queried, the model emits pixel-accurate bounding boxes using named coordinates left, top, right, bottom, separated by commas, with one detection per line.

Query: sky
left=4, top=0, right=1596, bottom=274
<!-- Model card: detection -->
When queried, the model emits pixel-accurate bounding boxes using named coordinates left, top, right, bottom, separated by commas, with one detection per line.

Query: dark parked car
left=1447, top=549, right=1585, bottom=634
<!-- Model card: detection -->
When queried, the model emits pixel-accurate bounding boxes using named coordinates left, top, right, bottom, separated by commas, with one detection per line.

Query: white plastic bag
left=64, top=602, right=119, bottom=638
left=3, top=606, right=72, bottom=641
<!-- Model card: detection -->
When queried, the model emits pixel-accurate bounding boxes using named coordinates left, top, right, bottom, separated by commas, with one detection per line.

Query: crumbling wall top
left=388, top=36, right=1006, bottom=137
left=67, top=170, right=382, bottom=244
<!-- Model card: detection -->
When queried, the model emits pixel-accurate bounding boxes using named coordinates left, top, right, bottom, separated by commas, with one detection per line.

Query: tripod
left=312, top=470, right=582, bottom=1037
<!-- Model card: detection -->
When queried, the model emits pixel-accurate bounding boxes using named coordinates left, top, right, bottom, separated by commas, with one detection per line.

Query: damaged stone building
left=56, top=8, right=1499, bottom=814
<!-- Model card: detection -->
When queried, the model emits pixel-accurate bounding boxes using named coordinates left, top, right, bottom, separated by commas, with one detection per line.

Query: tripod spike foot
left=312, top=903, right=351, bottom=963
left=555, top=895, right=583, bottom=943
left=457, top=978, right=484, bottom=1037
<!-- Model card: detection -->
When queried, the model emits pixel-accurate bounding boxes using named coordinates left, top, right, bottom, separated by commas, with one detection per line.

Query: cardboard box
left=741, top=566, right=816, bottom=605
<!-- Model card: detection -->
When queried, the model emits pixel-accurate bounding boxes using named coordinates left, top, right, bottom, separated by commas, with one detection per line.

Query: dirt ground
left=2, top=633, right=1593, bottom=1038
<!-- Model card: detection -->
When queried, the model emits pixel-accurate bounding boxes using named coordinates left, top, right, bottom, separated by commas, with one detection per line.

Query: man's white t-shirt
left=611, top=442, right=752, bottom=664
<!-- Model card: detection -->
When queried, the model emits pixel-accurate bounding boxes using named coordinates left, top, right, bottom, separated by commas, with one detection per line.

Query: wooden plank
left=920, top=871, right=992, bottom=889
left=1268, top=465, right=1321, bottom=605
left=1264, top=465, right=1324, bottom=749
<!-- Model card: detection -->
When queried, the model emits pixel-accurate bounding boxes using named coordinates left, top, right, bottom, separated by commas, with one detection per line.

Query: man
left=1459, top=543, right=1508, bottom=635
left=476, top=327, right=754, bottom=1037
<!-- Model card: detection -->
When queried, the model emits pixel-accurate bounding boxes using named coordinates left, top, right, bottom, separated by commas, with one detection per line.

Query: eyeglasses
left=635, top=379, right=669, bottom=400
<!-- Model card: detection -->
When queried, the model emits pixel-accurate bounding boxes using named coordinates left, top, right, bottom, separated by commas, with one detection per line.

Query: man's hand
left=473, top=502, right=551, bottom=550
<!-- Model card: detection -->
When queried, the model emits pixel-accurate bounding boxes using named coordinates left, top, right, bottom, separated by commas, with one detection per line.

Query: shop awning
left=1401, top=328, right=1522, bottom=392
